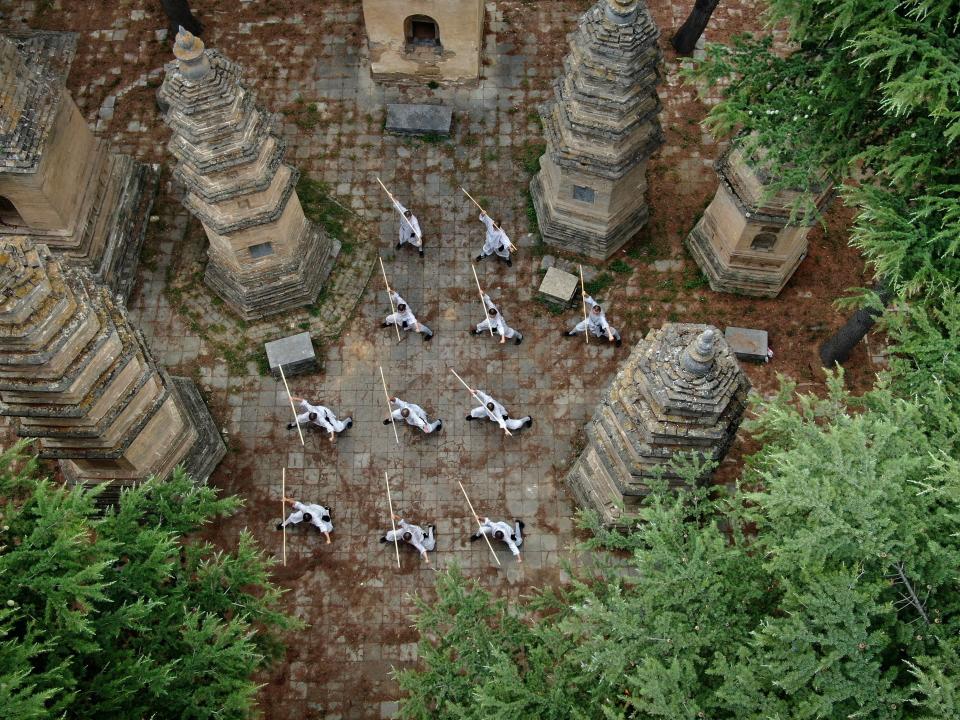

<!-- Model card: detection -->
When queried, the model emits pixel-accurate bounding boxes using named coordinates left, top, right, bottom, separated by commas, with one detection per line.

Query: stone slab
left=725, top=326, right=769, bottom=362
left=265, top=332, right=317, bottom=377
left=537, top=266, right=578, bottom=305
left=385, top=104, right=453, bottom=137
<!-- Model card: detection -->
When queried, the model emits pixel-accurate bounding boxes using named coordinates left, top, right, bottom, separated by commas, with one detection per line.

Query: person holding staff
left=477, top=211, right=513, bottom=266
left=565, top=293, right=622, bottom=346
left=287, top=397, right=352, bottom=440
left=382, top=289, right=433, bottom=341
left=380, top=514, right=436, bottom=564
left=382, top=396, right=443, bottom=434
left=464, top=388, right=532, bottom=433
left=470, top=517, right=525, bottom=562
left=276, top=497, right=333, bottom=544
left=470, top=292, right=522, bottom=345
left=394, top=202, right=424, bottom=256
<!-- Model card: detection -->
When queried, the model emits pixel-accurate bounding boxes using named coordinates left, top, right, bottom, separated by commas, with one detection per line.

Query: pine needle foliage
left=0, top=443, right=299, bottom=720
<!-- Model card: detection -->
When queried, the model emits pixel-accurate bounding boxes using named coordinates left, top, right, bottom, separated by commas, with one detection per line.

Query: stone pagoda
left=0, top=31, right=157, bottom=302
left=158, top=29, right=339, bottom=320
left=566, top=324, right=750, bottom=526
left=530, top=0, right=663, bottom=260
left=0, top=238, right=224, bottom=503
left=685, top=140, right=834, bottom=297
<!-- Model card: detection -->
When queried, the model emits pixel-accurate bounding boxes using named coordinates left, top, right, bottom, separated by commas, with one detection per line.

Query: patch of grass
left=535, top=297, right=567, bottom=316
left=609, top=259, right=632, bottom=274
left=585, top=272, right=614, bottom=296
left=297, top=176, right=351, bottom=239
left=524, top=187, right=540, bottom=235
left=421, top=132, right=446, bottom=144
left=517, top=141, right=546, bottom=175
left=682, top=267, right=710, bottom=290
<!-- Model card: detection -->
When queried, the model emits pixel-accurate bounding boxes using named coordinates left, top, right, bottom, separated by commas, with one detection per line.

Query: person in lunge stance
left=471, top=517, right=525, bottom=562
left=382, top=289, right=433, bottom=341
left=380, top=514, right=436, bottom=564
left=277, top=497, right=333, bottom=544
left=464, top=388, right=532, bottom=434
left=470, top=292, right=522, bottom=345
left=383, top=396, right=442, bottom=434
left=287, top=396, right=352, bottom=440
left=565, top=293, right=621, bottom=346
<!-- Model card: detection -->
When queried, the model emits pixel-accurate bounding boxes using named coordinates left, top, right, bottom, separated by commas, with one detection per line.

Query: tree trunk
left=161, top=0, right=203, bottom=37
left=819, top=282, right=893, bottom=367
left=671, top=0, right=721, bottom=55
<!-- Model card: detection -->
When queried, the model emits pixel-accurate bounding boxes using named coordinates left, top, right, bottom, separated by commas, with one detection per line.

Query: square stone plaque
left=538, top=267, right=579, bottom=305
left=385, top=104, right=453, bottom=137
left=724, top=326, right=769, bottom=362
left=265, top=332, right=317, bottom=378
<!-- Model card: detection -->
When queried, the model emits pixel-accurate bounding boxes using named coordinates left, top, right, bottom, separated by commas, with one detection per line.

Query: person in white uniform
left=394, top=201, right=424, bottom=256
left=566, top=294, right=622, bottom=346
left=276, top=497, right=333, bottom=544
left=470, top=293, right=522, bottom=345
left=380, top=515, right=436, bottom=564
left=464, top=388, right=532, bottom=433
left=383, top=290, right=433, bottom=341
left=287, top=397, right=352, bottom=440
left=476, top=211, right=513, bottom=266
left=382, top=396, right=442, bottom=434
left=470, top=517, right=525, bottom=562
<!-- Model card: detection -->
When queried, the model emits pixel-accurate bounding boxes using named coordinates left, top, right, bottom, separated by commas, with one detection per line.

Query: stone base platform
left=170, top=375, right=227, bottom=483
left=685, top=218, right=804, bottom=298
left=385, top=103, right=453, bottom=137
left=204, top=222, right=341, bottom=321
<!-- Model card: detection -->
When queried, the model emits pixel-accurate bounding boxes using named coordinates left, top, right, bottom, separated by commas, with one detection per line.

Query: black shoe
left=470, top=327, right=479, bottom=335
left=517, top=520, right=526, bottom=531
left=382, top=322, right=390, bottom=328
left=423, top=333, right=433, bottom=342
left=396, top=242, right=403, bottom=250
left=469, top=534, right=481, bottom=542
left=514, top=335, right=523, bottom=345
left=524, top=417, right=533, bottom=428
left=435, top=420, right=443, bottom=431
left=275, top=523, right=283, bottom=531
left=345, top=418, right=353, bottom=429
left=419, top=249, right=424, bottom=257
left=465, top=414, right=475, bottom=421
left=383, top=418, right=391, bottom=425
left=563, top=329, right=572, bottom=338
left=287, top=422, right=296, bottom=430
left=505, top=258, right=512, bottom=267
left=615, top=338, right=622, bottom=347
left=380, top=536, right=388, bottom=543
left=475, top=254, right=484, bottom=262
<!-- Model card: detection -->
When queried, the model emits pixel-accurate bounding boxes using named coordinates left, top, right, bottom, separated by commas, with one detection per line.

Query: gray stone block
left=724, top=326, right=769, bottom=362
left=385, top=104, right=453, bottom=137
left=265, top=332, right=317, bottom=377
left=538, top=267, right=578, bottom=305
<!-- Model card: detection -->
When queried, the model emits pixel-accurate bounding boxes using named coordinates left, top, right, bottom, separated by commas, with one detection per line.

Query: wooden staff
left=579, top=264, right=589, bottom=346
left=378, top=256, right=402, bottom=343
left=457, top=480, right=501, bottom=567
left=376, top=176, right=422, bottom=242
left=278, top=364, right=305, bottom=446
left=384, top=471, right=401, bottom=569
left=459, top=186, right=518, bottom=253
left=449, top=367, right=512, bottom=436
left=471, top=264, right=494, bottom=337
left=281, top=467, right=287, bottom=566
left=379, top=365, right=400, bottom=445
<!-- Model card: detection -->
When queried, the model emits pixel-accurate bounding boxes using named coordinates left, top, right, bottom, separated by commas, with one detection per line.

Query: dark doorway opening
left=405, top=15, right=440, bottom=48
left=0, top=196, right=26, bottom=227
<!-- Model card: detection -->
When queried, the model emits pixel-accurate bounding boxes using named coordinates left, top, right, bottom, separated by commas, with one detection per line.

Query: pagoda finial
left=681, top=327, right=719, bottom=375
left=173, top=25, right=210, bottom=80
left=605, top=0, right=639, bottom=23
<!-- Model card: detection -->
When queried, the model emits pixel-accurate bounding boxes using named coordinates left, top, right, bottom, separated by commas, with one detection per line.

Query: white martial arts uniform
left=570, top=295, right=621, bottom=341
left=294, top=400, right=351, bottom=434
left=479, top=212, right=512, bottom=260
left=384, top=291, right=433, bottom=338
left=468, top=389, right=530, bottom=431
left=475, top=294, right=522, bottom=341
left=390, top=398, right=442, bottom=433
left=394, top=201, right=423, bottom=249
left=384, top=519, right=436, bottom=559
left=475, top=517, right=523, bottom=557
left=281, top=501, right=333, bottom=534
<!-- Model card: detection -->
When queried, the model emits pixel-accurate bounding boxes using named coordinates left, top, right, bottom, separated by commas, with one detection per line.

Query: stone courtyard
left=1, top=1, right=874, bottom=718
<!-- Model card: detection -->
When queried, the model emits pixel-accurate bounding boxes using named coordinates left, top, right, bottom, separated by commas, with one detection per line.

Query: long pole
left=281, top=467, right=287, bottom=566
left=376, top=176, right=422, bottom=242
left=278, top=364, right=305, bottom=446
left=379, top=365, right=400, bottom=445
left=378, top=256, right=403, bottom=343
left=579, top=265, right=589, bottom=346
left=471, top=265, right=494, bottom=337
left=384, top=471, right=401, bottom=569
left=449, top=368, right=512, bottom=436
left=459, top=186, right=518, bottom=253
left=457, top=480, right=501, bottom=567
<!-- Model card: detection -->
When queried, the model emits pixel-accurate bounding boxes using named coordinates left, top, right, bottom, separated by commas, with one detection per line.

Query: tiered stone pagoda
left=0, top=239, right=224, bottom=502
left=158, top=29, right=339, bottom=320
left=0, top=31, right=157, bottom=302
left=685, top=140, right=834, bottom=297
left=566, top=324, right=750, bottom=526
left=530, top=0, right=663, bottom=260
